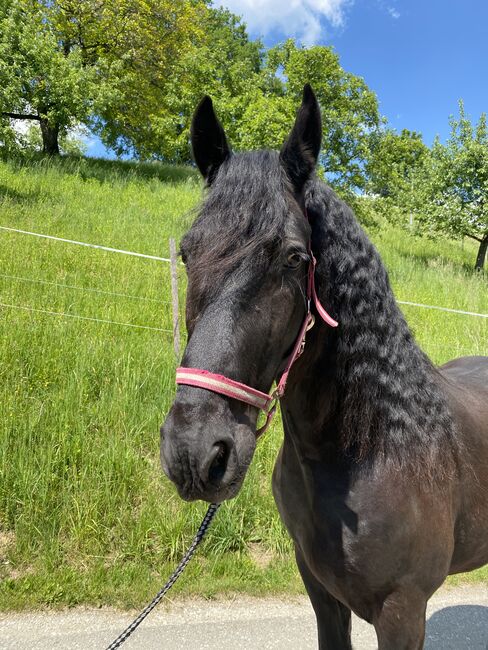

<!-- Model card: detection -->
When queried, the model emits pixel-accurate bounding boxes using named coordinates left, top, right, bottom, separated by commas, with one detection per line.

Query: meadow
left=0, top=155, right=486, bottom=610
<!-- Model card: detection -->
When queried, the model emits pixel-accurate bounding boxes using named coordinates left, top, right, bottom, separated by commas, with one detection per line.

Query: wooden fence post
left=169, top=238, right=180, bottom=361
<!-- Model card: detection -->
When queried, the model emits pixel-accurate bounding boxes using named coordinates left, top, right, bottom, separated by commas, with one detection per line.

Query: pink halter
left=176, top=231, right=338, bottom=437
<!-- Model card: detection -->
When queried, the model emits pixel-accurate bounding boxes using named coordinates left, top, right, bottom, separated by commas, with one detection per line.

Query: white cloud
left=388, top=7, right=400, bottom=19
left=215, top=0, right=352, bottom=45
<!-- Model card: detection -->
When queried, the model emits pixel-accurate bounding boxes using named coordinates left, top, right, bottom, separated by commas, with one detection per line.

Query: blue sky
left=88, top=0, right=488, bottom=158
left=323, top=0, right=488, bottom=145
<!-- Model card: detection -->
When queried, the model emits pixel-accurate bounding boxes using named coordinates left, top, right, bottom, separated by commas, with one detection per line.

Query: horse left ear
left=280, top=84, right=322, bottom=193
left=191, top=95, right=230, bottom=185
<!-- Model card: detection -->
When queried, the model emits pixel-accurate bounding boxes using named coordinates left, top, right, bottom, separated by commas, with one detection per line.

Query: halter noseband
left=175, top=215, right=338, bottom=437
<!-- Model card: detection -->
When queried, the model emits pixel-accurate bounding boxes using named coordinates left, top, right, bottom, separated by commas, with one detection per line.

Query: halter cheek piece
left=175, top=214, right=338, bottom=437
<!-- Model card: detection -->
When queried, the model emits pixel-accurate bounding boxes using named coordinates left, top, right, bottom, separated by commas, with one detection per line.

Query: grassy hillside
left=0, top=155, right=486, bottom=609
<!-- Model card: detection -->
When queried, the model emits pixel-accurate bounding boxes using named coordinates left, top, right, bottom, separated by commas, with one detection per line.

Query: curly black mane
left=305, top=179, right=458, bottom=471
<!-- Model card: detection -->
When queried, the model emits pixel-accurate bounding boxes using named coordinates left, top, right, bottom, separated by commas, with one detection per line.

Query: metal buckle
left=297, top=314, right=315, bottom=356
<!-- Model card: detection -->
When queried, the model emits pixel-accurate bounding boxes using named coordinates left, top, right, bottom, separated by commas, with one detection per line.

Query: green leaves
left=367, top=129, right=428, bottom=199
left=419, top=105, right=487, bottom=241
left=0, top=1, right=98, bottom=123
left=0, top=0, right=211, bottom=155
left=382, top=102, right=488, bottom=269
left=0, top=2, right=381, bottom=191
left=235, top=40, right=381, bottom=193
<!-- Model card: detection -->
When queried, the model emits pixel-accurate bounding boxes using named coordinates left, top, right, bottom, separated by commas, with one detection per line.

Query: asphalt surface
left=0, top=584, right=487, bottom=649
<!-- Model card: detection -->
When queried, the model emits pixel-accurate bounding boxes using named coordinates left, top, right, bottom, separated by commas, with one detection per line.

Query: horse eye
left=285, top=251, right=304, bottom=269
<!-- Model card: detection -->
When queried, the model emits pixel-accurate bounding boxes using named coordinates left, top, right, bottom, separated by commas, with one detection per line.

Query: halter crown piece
left=175, top=212, right=338, bottom=437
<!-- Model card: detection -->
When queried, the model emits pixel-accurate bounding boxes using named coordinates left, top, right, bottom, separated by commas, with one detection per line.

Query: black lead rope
left=105, top=503, right=220, bottom=650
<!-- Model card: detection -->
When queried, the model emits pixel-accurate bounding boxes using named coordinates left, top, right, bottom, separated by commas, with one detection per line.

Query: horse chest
left=272, top=445, right=360, bottom=585
left=272, top=441, right=456, bottom=610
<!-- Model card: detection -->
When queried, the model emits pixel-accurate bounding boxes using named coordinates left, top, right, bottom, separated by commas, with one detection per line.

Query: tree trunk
left=475, top=234, right=488, bottom=271
left=39, top=118, right=60, bottom=155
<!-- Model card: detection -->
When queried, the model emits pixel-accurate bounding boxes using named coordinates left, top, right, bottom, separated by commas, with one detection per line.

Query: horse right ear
left=191, top=96, right=230, bottom=185
left=280, top=84, right=322, bottom=193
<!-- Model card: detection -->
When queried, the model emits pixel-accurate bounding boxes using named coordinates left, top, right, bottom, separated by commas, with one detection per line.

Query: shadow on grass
left=0, top=153, right=199, bottom=185
left=0, top=183, right=40, bottom=205
left=74, top=156, right=199, bottom=185
left=425, top=605, right=488, bottom=649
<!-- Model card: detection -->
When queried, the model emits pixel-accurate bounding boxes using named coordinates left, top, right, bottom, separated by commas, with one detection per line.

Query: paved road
left=0, top=585, right=487, bottom=649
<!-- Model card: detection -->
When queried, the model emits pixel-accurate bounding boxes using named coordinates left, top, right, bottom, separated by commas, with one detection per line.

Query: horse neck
left=283, top=181, right=457, bottom=470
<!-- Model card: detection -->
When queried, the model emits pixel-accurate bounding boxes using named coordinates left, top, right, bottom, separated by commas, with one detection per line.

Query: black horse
left=161, top=85, right=488, bottom=649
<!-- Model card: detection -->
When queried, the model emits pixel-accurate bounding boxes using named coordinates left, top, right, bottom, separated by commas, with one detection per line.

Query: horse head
left=160, top=85, right=323, bottom=502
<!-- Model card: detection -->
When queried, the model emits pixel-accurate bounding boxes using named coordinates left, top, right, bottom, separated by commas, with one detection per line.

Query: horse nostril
left=208, top=441, right=230, bottom=485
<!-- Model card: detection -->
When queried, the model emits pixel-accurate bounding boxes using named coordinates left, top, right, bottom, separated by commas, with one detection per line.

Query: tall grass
left=0, top=155, right=486, bottom=609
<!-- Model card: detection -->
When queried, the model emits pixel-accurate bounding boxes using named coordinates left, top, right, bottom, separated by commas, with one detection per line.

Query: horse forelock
left=181, top=150, right=298, bottom=289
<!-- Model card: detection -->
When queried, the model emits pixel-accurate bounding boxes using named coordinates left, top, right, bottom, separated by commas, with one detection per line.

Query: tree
left=99, top=6, right=263, bottom=161
left=0, top=4, right=381, bottom=187
left=366, top=129, right=428, bottom=199
left=0, top=0, right=208, bottom=156
left=407, top=102, right=488, bottom=271
left=23, top=123, right=88, bottom=156
left=0, top=0, right=102, bottom=154
left=235, top=40, right=381, bottom=194
left=110, top=35, right=382, bottom=199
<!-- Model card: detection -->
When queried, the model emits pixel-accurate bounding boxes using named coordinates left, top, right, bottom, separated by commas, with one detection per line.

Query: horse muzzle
left=160, top=400, right=256, bottom=503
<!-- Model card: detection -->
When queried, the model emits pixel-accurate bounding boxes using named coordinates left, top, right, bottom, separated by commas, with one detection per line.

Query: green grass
left=0, top=155, right=486, bottom=610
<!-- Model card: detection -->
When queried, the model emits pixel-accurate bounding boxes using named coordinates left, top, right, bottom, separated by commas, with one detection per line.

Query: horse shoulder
left=438, top=355, right=488, bottom=572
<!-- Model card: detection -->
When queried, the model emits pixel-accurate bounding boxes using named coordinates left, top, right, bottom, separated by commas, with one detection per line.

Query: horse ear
left=191, top=96, right=230, bottom=185
left=280, top=84, right=322, bottom=193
